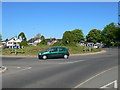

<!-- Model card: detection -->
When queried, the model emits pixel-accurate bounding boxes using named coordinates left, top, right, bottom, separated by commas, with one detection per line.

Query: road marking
left=100, top=80, right=118, bottom=88
left=17, top=67, right=21, bottom=69
left=39, top=60, right=84, bottom=64
left=73, top=66, right=117, bottom=89
left=59, top=60, right=84, bottom=64
left=22, top=67, right=32, bottom=70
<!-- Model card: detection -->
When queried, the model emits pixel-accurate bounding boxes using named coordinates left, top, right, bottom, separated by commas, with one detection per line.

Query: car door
left=58, top=48, right=66, bottom=57
left=49, top=48, right=59, bottom=58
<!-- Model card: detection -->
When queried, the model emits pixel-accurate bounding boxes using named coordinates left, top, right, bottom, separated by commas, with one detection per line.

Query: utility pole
left=118, top=1, right=120, bottom=25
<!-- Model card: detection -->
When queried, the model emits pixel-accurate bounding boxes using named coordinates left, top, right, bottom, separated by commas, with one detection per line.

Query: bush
left=53, top=41, right=77, bottom=47
left=20, top=41, right=29, bottom=46
left=65, top=42, right=77, bottom=47
left=38, top=40, right=47, bottom=45
left=52, top=41, right=64, bottom=46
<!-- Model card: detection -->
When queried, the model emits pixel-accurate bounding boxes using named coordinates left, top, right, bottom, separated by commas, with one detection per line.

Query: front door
left=49, top=48, right=58, bottom=58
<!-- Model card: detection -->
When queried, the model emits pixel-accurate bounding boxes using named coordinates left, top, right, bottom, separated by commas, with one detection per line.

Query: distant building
left=6, top=37, right=22, bottom=47
left=46, top=38, right=62, bottom=45
left=28, top=37, right=62, bottom=46
left=28, top=38, right=41, bottom=46
left=1, top=37, right=22, bottom=48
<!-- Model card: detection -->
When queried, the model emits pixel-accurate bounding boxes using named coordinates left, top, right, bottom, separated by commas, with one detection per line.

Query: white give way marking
left=59, top=60, right=84, bottom=64
left=22, top=67, right=32, bottom=70
left=73, top=67, right=117, bottom=89
left=100, top=80, right=118, bottom=88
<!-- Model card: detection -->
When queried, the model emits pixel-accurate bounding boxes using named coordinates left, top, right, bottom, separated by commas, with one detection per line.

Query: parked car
left=3, top=46, right=9, bottom=49
left=38, top=47, right=69, bottom=60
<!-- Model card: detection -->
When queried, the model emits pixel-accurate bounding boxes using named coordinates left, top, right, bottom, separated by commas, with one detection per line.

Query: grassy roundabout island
left=1, top=45, right=101, bottom=56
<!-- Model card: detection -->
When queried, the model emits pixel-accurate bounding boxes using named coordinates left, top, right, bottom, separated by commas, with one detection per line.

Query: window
left=50, top=48, right=58, bottom=52
left=8, top=42, right=12, bottom=44
left=14, top=42, right=16, bottom=44
left=59, top=48, right=65, bottom=51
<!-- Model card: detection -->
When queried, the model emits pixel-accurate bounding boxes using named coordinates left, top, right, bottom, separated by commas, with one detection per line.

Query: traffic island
left=0, top=66, right=7, bottom=73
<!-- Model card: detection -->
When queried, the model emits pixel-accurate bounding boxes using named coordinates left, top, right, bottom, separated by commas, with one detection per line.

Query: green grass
left=2, top=45, right=101, bottom=56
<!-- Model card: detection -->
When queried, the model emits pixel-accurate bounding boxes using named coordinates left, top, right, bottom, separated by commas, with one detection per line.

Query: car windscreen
left=46, top=47, right=57, bottom=52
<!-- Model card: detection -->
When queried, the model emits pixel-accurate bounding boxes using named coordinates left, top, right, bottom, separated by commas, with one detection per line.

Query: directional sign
left=100, top=80, right=118, bottom=89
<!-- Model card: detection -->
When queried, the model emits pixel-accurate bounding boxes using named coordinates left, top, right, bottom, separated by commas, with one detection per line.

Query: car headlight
left=39, top=53, right=41, bottom=55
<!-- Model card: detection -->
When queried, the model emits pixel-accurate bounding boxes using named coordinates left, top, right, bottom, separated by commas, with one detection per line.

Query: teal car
left=38, top=47, right=69, bottom=60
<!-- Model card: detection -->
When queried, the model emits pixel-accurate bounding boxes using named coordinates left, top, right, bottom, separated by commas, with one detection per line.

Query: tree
left=71, top=29, right=84, bottom=43
left=20, top=41, right=28, bottom=46
left=0, top=33, right=2, bottom=41
left=18, top=32, right=28, bottom=46
left=38, top=35, right=47, bottom=45
left=35, top=33, right=41, bottom=39
left=5, top=39, right=8, bottom=41
left=41, top=35, right=45, bottom=41
left=86, top=29, right=102, bottom=43
left=18, top=32, right=27, bottom=41
left=114, top=27, right=120, bottom=42
left=62, top=31, right=77, bottom=46
left=52, top=41, right=64, bottom=46
left=101, top=22, right=118, bottom=46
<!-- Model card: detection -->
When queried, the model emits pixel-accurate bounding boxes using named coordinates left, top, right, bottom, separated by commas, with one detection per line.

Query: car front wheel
left=64, top=54, right=68, bottom=59
left=43, top=55, right=47, bottom=60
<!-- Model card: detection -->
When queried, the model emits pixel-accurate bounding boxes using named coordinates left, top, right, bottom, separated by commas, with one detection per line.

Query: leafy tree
left=114, top=27, right=120, bottom=42
left=38, top=35, right=47, bottom=45
left=20, top=41, right=28, bottom=46
left=62, top=31, right=77, bottom=46
left=86, top=29, right=102, bottom=43
left=18, top=32, right=28, bottom=46
left=0, top=33, right=2, bottom=41
left=34, top=33, right=41, bottom=39
left=18, top=32, right=27, bottom=41
left=101, top=22, right=118, bottom=46
left=5, top=39, right=8, bottom=41
left=71, top=29, right=84, bottom=43
left=41, top=35, right=45, bottom=41
left=52, top=41, right=64, bottom=46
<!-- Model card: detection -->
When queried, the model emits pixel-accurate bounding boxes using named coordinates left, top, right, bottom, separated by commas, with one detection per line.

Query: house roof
left=57, top=39, right=62, bottom=42
left=6, top=37, right=21, bottom=42
left=46, top=38, right=62, bottom=42
left=28, top=38, right=62, bottom=43
left=28, top=38, right=41, bottom=43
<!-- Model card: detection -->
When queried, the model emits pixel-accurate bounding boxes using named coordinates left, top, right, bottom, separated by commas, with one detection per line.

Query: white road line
left=59, top=60, right=84, bottom=64
left=22, top=67, right=32, bottom=70
left=38, top=60, right=84, bottom=64
left=17, top=67, right=21, bottom=69
left=100, top=80, right=118, bottom=88
left=73, top=66, right=117, bottom=89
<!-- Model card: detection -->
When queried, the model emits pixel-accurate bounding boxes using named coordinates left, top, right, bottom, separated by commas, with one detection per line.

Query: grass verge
left=2, top=45, right=101, bottom=56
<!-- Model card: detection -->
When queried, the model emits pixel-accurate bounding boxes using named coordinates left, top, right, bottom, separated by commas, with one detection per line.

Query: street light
left=118, top=1, right=120, bottom=25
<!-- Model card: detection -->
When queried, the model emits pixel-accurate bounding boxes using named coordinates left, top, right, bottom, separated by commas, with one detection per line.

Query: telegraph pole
left=118, top=1, right=120, bottom=25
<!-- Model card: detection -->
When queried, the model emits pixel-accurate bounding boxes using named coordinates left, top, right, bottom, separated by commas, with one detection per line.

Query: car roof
left=50, top=47, right=67, bottom=49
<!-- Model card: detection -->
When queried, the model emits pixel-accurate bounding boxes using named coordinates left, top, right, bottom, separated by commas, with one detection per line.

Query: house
left=28, top=37, right=62, bottom=46
left=46, top=38, right=62, bottom=45
left=1, top=37, right=22, bottom=48
left=6, top=37, right=22, bottom=47
left=28, top=38, right=41, bottom=46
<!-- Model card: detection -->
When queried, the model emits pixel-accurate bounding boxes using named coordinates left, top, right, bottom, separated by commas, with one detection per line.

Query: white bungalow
left=6, top=37, right=21, bottom=47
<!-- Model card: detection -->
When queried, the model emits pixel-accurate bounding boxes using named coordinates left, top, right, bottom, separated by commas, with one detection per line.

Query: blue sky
left=2, top=2, right=118, bottom=40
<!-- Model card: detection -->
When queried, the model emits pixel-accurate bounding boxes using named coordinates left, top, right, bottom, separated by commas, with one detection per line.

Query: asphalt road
left=1, top=48, right=119, bottom=89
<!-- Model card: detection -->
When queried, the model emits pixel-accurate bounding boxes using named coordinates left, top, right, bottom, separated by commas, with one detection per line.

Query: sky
left=2, top=2, right=118, bottom=40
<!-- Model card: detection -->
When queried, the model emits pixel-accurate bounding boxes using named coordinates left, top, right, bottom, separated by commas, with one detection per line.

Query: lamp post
left=118, top=1, right=120, bottom=25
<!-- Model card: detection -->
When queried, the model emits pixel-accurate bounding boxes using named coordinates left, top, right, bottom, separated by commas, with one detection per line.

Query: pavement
left=2, top=48, right=118, bottom=88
